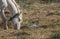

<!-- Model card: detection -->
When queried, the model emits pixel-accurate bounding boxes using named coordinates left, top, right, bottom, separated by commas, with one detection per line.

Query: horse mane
left=12, top=0, right=20, bottom=13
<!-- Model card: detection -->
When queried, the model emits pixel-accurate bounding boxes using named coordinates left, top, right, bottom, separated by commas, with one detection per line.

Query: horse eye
left=18, top=18, right=20, bottom=21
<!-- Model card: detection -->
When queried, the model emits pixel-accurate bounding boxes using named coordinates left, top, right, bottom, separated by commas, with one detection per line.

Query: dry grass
left=0, top=0, right=60, bottom=39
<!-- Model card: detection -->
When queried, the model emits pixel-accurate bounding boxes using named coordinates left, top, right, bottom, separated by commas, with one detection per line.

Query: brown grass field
left=0, top=0, right=60, bottom=39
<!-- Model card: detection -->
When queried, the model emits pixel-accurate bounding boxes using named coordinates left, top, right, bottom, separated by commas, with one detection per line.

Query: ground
left=0, top=0, right=60, bottom=39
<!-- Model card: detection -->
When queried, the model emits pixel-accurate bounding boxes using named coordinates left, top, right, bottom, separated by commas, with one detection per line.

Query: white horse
left=0, top=0, right=22, bottom=30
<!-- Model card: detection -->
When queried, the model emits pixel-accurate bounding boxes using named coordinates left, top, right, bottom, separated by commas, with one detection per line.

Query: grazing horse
left=0, top=0, right=22, bottom=30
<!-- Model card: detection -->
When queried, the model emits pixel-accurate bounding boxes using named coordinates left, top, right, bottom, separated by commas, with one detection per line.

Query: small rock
left=28, top=24, right=39, bottom=28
